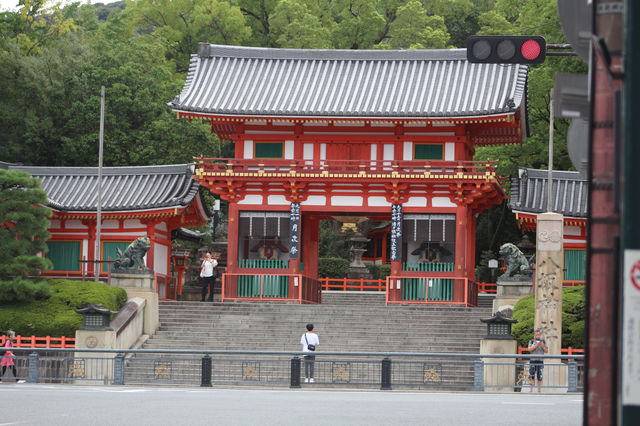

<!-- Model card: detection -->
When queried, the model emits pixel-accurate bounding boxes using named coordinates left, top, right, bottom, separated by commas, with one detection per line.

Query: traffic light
left=466, top=36, right=546, bottom=64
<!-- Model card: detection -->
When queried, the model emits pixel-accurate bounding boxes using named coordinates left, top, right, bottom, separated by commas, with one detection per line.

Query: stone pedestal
left=480, top=339, right=518, bottom=392
left=492, top=280, right=533, bottom=315
left=111, top=272, right=159, bottom=335
left=534, top=212, right=566, bottom=392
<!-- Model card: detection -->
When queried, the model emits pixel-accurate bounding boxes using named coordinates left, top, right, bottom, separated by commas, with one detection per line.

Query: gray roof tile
left=169, top=44, right=529, bottom=119
left=509, top=167, right=588, bottom=218
left=9, top=164, right=201, bottom=212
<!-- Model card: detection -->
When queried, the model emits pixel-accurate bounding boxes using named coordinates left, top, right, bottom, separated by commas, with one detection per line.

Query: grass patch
left=0, top=279, right=127, bottom=337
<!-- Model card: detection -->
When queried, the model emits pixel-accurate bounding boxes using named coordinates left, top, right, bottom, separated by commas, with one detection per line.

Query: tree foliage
left=0, top=169, right=53, bottom=303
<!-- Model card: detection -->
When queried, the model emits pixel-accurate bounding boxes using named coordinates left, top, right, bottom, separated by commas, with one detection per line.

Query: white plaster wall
left=154, top=243, right=169, bottom=274
left=445, top=142, right=455, bottom=161
left=239, top=194, right=264, bottom=205
left=268, top=195, right=290, bottom=205
left=405, top=197, right=428, bottom=207
left=50, top=219, right=61, bottom=228
left=368, top=197, right=391, bottom=207
left=320, top=144, right=326, bottom=160
left=383, top=144, right=394, bottom=160
left=565, top=226, right=582, bottom=236
left=244, top=140, right=253, bottom=159
left=65, top=220, right=87, bottom=229
left=432, top=197, right=456, bottom=207
left=331, top=196, right=363, bottom=206
left=403, top=142, right=413, bottom=160
left=303, top=143, right=314, bottom=160
left=102, top=220, right=119, bottom=229
left=284, top=140, right=294, bottom=159
left=123, top=219, right=142, bottom=228
left=301, top=196, right=327, bottom=206
left=155, top=222, right=168, bottom=232
left=564, top=238, right=586, bottom=245
left=370, top=144, right=377, bottom=161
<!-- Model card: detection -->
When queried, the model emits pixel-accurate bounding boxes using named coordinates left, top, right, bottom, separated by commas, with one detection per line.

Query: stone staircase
left=125, top=292, right=495, bottom=388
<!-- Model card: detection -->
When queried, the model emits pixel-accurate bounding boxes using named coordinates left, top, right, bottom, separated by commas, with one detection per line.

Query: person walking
left=1, top=331, right=24, bottom=383
left=200, top=251, right=218, bottom=302
left=300, top=323, right=319, bottom=383
left=527, top=329, right=548, bottom=392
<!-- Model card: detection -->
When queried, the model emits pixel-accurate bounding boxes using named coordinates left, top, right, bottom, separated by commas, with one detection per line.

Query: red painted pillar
left=145, top=220, right=156, bottom=272
left=302, top=215, right=319, bottom=279
left=454, top=205, right=468, bottom=303
left=85, top=221, right=96, bottom=276
left=227, top=202, right=239, bottom=273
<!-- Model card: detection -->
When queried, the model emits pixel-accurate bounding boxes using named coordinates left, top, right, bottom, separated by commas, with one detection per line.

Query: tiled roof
left=169, top=44, right=529, bottom=119
left=509, top=168, right=588, bottom=218
left=9, top=164, right=201, bottom=212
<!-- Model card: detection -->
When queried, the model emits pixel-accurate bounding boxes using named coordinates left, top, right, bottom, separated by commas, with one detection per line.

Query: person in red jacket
left=1, top=330, right=25, bottom=383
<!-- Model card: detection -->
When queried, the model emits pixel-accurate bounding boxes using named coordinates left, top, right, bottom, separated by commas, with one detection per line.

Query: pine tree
left=0, top=169, right=53, bottom=303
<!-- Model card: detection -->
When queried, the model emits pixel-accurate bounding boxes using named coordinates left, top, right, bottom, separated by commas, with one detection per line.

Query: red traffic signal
left=466, top=36, right=546, bottom=64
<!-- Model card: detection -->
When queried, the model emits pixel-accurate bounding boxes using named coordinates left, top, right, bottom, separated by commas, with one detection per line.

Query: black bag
left=304, top=334, right=316, bottom=351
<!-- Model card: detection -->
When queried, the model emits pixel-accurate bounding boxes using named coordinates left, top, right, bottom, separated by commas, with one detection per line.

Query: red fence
left=0, top=335, right=75, bottom=348
left=518, top=346, right=584, bottom=360
left=156, top=273, right=178, bottom=300
left=320, top=277, right=385, bottom=292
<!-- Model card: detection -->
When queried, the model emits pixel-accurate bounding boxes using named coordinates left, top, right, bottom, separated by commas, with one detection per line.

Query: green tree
left=269, top=0, right=332, bottom=48
left=387, top=1, right=449, bottom=49
left=0, top=169, right=53, bottom=303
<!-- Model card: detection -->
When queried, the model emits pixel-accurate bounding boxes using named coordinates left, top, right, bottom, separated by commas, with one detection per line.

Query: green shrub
left=512, top=286, right=585, bottom=349
left=318, top=257, right=349, bottom=278
left=0, top=279, right=127, bottom=337
left=0, top=277, right=52, bottom=303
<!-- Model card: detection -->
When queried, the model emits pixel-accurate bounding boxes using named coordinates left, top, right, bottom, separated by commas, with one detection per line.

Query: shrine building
left=5, top=163, right=210, bottom=295
left=169, top=44, right=531, bottom=305
left=509, top=167, right=588, bottom=286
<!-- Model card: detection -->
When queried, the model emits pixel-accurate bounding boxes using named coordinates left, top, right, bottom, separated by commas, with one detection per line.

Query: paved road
left=0, top=384, right=582, bottom=425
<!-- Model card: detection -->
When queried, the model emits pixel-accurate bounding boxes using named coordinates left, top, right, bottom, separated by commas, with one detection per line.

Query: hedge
left=512, top=286, right=585, bottom=348
left=318, top=257, right=350, bottom=278
left=0, top=279, right=128, bottom=337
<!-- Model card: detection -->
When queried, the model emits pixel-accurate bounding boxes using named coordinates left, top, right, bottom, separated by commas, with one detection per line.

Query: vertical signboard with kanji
left=289, top=203, right=301, bottom=259
left=390, top=204, right=402, bottom=261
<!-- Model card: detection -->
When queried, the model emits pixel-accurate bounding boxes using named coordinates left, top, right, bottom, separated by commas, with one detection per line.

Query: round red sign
left=631, top=261, right=640, bottom=291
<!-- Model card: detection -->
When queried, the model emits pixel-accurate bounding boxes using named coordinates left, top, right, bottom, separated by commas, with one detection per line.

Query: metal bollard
left=473, top=359, right=484, bottom=392
left=568, top=360, right=578, bottom=393
left=201, top=355, right=212, bottom=387
left=380, top=357, right=392, bottom=390
left=27, top=352, right=39, bottom=383
left=113, top=354, right=125, bottom=385
left=290, top=357, right=301, bottom=388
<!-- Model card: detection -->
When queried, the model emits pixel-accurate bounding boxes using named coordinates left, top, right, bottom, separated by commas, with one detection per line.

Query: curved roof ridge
left=197, top=43, right=468, bottom=61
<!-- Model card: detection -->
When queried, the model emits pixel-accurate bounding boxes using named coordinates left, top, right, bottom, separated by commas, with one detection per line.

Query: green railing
left=401, top=277, right=454, bottom=302
left=237, top=274, right=289, bottom=298
left=239, top=259, right=289, bottom=269
left=403, top=262, right=454, bottom=272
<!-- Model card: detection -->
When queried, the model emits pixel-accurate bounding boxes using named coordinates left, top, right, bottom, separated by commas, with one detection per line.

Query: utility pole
left=95, top=86, right=105, bottom=280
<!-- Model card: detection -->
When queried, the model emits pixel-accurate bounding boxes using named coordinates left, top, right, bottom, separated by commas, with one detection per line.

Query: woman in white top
left=300, top=323, right=319, bottom=383
left=200, top=251, right=218, bottom=302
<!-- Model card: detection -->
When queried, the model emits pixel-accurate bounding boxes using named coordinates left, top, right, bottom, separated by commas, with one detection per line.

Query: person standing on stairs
left=300, top=323, right=319, bottom=383
left=200, top=251, right=218, bottom=302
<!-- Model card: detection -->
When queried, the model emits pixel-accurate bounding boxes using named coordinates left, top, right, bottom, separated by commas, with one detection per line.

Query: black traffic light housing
left=466, top=36, right=546, bottom=64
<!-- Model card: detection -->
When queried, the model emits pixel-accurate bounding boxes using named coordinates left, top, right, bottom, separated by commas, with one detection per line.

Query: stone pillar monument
left=534, top=212, right=565, bottom=391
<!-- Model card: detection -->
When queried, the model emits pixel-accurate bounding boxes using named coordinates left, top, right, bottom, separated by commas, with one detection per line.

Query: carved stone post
left=535, top=212, right=565, bottom=391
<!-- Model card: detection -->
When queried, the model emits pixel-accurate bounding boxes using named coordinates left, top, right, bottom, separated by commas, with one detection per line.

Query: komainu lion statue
left=113, top=237, right=151, bottom=271
left=498, top=243, right=531, bottom=279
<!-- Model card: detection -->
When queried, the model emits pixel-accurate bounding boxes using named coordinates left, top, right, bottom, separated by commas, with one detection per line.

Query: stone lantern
left=75, top=303, right=114, bottom=330
left=479, top=311, right=518, bottom=392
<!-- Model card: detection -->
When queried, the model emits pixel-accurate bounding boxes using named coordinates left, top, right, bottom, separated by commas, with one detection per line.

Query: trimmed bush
left=0, top=277, right=52, bottom=303
left=318, top=257, right=349, bottom=278
left=512, top=286, right=585, bottom=349
left=0, top=279, right=127, bottom=337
